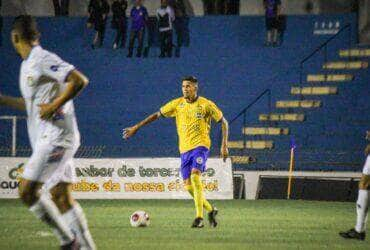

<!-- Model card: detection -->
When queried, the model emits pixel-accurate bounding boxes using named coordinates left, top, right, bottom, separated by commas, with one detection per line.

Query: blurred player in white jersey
left=0, top=15, right=95, bottom=250
left=340, top=132, right=370, bottom=241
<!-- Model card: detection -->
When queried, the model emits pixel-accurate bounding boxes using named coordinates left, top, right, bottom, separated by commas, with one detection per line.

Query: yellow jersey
left=160, top=96, right=223, bottom=154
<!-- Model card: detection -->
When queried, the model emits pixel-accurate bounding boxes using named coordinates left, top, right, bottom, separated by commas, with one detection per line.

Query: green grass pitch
left=0, top=199, right=368, bottom=249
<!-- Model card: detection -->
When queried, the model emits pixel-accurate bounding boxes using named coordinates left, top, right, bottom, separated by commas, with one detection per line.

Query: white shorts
left=362, top=155, right=370, bottom=175
left=22, top=141, right=78, bottom=187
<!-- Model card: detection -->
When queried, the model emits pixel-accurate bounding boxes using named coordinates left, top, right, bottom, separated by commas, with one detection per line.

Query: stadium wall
left=235, top=171, right=361, bottom=200
left=0, top=14, right=368, bottom=172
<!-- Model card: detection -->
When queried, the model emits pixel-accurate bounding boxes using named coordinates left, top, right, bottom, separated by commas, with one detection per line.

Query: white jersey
left=157, top=6, right=175, bottom=32
left=19, top=45, right=80, bottom=150
left=362, top=155, right=370, bottom=175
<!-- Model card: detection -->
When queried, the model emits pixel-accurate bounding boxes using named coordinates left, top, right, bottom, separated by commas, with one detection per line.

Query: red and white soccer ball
left=130, top=211, right=150, bottom=227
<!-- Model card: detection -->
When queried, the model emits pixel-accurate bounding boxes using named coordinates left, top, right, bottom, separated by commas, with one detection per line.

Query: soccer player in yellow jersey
left=123, top=76, right=229, bottom=228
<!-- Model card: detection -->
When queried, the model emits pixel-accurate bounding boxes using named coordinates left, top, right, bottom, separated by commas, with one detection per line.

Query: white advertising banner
left=0, top=157, right=233, bottom=199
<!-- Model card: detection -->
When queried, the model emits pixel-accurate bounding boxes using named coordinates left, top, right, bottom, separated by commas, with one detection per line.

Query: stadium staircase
left=229, top=48, right=370, bottom=171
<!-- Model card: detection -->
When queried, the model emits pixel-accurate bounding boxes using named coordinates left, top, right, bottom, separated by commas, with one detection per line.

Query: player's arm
left=365, top=144, right=370, bottom=156
left=39, top=70, right=89, bottom=120
left=0, top=93, right=26, bottom=111
left=365, top=131, right=370, bottom=155
left=123, top=98, right=178, bottom=139
left=208, top=100, right=229, bottom=162
left=220, top=117, right=229, bottom=162
left=122, top=111, right=162, bottom=139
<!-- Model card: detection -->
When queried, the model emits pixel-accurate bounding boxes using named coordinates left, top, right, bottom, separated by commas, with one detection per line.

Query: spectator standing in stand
left=88, top=0, right=110, bottom=49
left=157, top=0, right=175, bottom=58
left=112, top=0, right=128, bottom=49
left=52, top=0, right=70, bottom=16
left=0, top=0, right=2, bottom=47
left=127, top=0, right=148, bottom=58
left=263, top=0, right=281, bottom=46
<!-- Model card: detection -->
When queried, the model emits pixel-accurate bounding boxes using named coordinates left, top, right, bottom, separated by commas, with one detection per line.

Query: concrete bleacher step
left=291, top=86, right=338, bottom=95
left=228, top=140, right=274, bottom=149
left=276, top=100, right=322, bottom=108
left=323, top=61, right=369, bottom=70
left=230, top=155, right=256, bottom=164
left=339, top=48, right=370, bottom=58
left=307, top=74, right=354, bottom=82
left=242, top=127, right=289, bottom=135
left=259, top=113, right=305, bottom=122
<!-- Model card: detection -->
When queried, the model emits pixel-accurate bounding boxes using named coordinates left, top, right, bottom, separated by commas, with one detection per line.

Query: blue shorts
left=180, top=146, right=209, bottom=180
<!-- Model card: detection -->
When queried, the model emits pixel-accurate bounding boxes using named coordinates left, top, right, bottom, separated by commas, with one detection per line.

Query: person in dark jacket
left=157, top=0, right=175, bottom=57
left=111, top=0, right=128, bottom=49
left=127, top=0, right=148, bottom=58
left=0, top=0, right=2, bottom=47
left=263, top=0, right=281, bottom=46
left=88, top=0, right=110, bottom=49
left=52, top=0, right=70, bottom=16
left=169, top=0, right=187, bottom=57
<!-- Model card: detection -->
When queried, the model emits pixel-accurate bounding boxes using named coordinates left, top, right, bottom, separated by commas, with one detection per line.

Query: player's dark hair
left=12, top=15, right=40, bottom=42
left=182, top=76, right=198, bottom=85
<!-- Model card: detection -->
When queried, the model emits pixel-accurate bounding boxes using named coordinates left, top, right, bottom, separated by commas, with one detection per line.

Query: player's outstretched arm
left=0, top=93, right=26, bottom=111
left=123, top=111, right=161, bottom=140
left=39, top=70, right=89, bottom=120
left=220, top=117, right=229, bottom=162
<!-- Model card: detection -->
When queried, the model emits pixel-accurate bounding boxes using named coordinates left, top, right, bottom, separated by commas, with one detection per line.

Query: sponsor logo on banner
left=0, top=161, right=24, bottom=198
left=0, top=158, right=233, bottom=199
left=313, top=21, right=341, bottom=35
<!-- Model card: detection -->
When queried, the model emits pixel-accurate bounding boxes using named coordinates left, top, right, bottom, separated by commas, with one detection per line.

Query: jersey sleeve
left=40, top=52, right=75, bottom=84
left=160, top=99, right=178, bottom=118
left=207, top=100, right=223, bottom=122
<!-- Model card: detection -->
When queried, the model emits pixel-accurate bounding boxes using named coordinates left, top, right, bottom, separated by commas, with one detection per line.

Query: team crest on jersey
left=27, top=76, right=36, bottom=86
left=196, top=112, right=203, bottom=118
left=196, top=157, right=203, bottom=164
left=195, top=106, right=203, bottom=118
left=50, top=65, right=59, bottom=72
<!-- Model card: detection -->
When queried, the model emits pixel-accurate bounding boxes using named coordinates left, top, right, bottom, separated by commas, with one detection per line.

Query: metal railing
left=299, top=23, right=352, bottom=86
left=229, top=89, right=272, bottom=149
left=0, top=116, right=27, bottom=157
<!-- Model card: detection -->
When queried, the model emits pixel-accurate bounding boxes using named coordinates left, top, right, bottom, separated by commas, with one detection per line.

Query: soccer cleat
left=61, top=238, right=80, bottom=250
left=208, top=208, right=218, bottom=228
left=339, top=228, right=366, bottom=241
left=191, top=217, right=204, bottom=228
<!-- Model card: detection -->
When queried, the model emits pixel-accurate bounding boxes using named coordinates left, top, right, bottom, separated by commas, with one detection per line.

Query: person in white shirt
left=157, top=0, right=175, bottom=57
left=340, top=135, right=370, bottom=241
left=0, top=15, right=95, bottom=250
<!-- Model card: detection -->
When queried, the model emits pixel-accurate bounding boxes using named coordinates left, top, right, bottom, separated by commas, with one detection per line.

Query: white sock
left=29, top=195, right=74, bottom=245
left=62, top=202, right=96, bottom=250
left=355, top=189, right=369, bottom=233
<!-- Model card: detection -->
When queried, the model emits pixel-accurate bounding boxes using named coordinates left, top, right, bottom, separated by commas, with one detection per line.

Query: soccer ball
left=130, top=211, right=150, bottom=227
